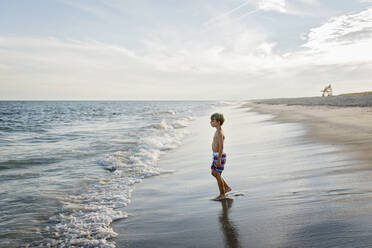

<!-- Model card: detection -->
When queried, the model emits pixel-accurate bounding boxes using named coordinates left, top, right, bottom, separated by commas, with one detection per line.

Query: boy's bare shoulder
left=216, top=129, right=225, bottom=138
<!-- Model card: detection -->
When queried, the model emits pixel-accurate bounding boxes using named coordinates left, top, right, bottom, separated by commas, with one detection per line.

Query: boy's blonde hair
left=211, top=112, right=225, bottom=126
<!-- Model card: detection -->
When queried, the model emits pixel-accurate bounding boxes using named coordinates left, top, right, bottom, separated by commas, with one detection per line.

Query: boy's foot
left=225, top=186, right=232, bottom=194
left=213, top=195, right=226, bottom=201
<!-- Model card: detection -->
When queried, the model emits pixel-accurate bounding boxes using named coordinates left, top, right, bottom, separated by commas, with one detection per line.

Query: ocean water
left=0, top=101, right=218, bottom=247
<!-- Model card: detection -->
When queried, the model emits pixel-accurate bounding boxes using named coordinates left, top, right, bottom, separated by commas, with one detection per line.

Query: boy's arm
left=216, top=131, right=224, bottom=165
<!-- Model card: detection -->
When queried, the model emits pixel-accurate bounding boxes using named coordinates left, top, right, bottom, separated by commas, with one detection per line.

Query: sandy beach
left=244, top=94, right=372, bottom=165
left=113, top=101, right=372, bottom=248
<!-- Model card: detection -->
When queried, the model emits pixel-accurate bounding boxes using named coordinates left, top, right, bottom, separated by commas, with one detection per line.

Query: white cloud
left=1, top=6, right=372, bottom=100
left=258, top=0, right=286, bottom=13
left=0, top=36, right=161, bottom=99
left=304, top=8, right=372, bottom=48
left=299, top=7, right=372, bottom=65
left=144, top=7, right=372, bottom=74
left=204, top=0, right=326, bottom=27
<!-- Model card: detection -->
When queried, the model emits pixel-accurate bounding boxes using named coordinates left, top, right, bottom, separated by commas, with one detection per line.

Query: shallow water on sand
left=114, top=103, right=372, bottom=248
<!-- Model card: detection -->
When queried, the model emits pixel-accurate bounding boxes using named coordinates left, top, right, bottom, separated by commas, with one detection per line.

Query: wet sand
left=113, top=103, right=372, bottom=248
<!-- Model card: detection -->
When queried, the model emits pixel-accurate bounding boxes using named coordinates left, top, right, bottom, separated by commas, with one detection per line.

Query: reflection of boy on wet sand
left=219, top=199, right=241, bottom=248
left=210, top=113, right=231, bottom=201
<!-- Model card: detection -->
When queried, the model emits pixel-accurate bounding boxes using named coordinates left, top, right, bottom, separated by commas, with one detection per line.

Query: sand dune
left=250, top=93, right=372, bottom=107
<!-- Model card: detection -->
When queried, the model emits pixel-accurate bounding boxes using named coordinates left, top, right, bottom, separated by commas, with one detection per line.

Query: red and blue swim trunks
left=211, top=152, right=226, bottom=173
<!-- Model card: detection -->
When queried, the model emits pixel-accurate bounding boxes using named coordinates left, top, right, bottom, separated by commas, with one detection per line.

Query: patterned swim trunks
left=211, top=152, right=226, bottom=173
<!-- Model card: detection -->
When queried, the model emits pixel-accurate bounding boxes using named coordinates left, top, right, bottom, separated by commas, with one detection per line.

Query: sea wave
left=36, top=110, right=195, bottom=247
left=0, top=157, right=60, bottom=170
left=148, top=119, right=172, bottom=130
left=142, top=109, right=177, bottom=116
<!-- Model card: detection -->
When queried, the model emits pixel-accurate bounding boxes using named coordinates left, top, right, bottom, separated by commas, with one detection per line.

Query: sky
left=0, top=0, right=372, bottom=100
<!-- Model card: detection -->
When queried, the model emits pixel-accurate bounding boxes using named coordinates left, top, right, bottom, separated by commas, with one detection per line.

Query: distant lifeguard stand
left=321, top=84, right=333, bottom=96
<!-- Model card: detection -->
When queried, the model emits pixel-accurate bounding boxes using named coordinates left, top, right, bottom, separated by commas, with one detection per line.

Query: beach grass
left=339, top=91, right=372, bottom=96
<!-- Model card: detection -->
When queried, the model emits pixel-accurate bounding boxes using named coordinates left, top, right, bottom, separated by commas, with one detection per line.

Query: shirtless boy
left=210, top=112, right=231, bottom=201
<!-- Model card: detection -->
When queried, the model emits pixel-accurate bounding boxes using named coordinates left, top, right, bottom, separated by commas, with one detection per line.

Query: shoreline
left=243, top=100, right=372, bottom=165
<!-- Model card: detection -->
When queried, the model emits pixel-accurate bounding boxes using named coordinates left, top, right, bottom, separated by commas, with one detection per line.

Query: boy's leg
left=215, top=173, right=226, bottom=196
left=211, top=169, right=225, bottom=194
left=212, top=168, right=231, bottom=193
left=221, top=177, right=231, bottom=193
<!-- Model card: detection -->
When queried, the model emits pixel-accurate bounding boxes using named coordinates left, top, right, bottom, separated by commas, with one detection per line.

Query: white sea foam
left=97, top=151, right=132, bottom=171
left=148, top=119, right=172, bottom=130
left=142, top=109, right=177, bottom=116
left=39, top=108, right=198, bottom=247
left=211, top=100, right=240, bottom=107
left=172, top=118, right=189, bottom=128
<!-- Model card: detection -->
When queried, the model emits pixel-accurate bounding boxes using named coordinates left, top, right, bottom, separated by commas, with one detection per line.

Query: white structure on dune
left=321, top=84, right=333, bottom=97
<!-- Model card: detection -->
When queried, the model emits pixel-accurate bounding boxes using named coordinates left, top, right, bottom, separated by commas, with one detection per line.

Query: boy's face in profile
left=210, top=118, right=219, bottom=128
